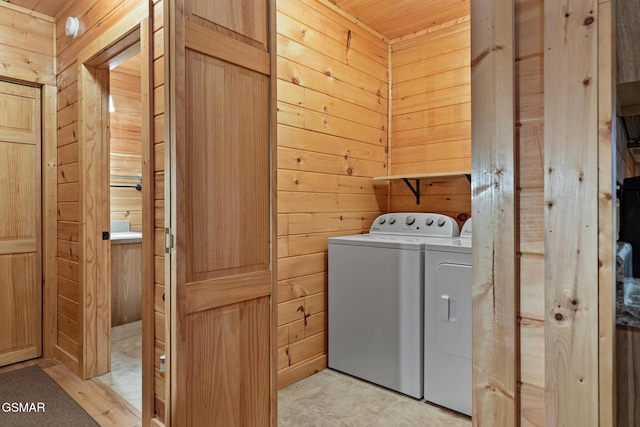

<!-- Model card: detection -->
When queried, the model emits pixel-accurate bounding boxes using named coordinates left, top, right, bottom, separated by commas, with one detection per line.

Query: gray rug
left=0, top=365, right=99, bottom=427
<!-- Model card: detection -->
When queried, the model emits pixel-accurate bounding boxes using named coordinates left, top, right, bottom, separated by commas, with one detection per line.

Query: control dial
left=388, top=217, right=396, bottom=224
left=426, top=217, right=434, bottom=226
left=437, top=218, right=446, bottom=227
left=406, top=216, right=415, bottom=225
left=378, top=217, right=386, bottom=225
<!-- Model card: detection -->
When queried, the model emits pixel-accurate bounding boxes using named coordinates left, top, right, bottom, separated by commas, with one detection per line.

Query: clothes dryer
left=423, top=218, right=472, bottom=415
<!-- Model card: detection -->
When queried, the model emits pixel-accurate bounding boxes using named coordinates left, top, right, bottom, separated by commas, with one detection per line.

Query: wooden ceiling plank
left=0, top=0, right=54, bottom=22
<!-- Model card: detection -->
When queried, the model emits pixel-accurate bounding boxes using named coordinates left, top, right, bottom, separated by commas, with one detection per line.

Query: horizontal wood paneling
left=520, top=382, right=545, bottom=427
left=109, top=54, right=143, bottom=232
left=389, top=15, right=471, bottom=217
left=276, top=0, right=388, bottom=387
left=0, top=2, right=54, bottom=85
left=53, top=0, right=146, bottom=382
left=151, top=1, right=165, bottom=422
left=516, top=0, right=544, bottom=423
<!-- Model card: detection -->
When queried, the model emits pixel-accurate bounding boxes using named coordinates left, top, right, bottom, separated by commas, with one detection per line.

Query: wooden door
left=167, top=0, right=276, bottom=425
left=0, top=80, right=42, bottom=367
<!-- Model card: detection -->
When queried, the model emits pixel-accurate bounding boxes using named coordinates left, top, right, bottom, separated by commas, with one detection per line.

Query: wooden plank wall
left=516, top=0, right=545, bottom=425
left=151, top=0, right=166, bottom=421
left=617, top=325, right=640, bottom=427
left=0, top=1, right=57, bottom=360
left=109, top=53, right=143, bottom=232
left=544, top=0, right=600, bottom=422
left=55, top=0, right=144, bottom=377
left=275, top=0, right=389, bottom=388
left=0, top=2, right=55, bottom=86
left=388, top=15, right=471, bottom=226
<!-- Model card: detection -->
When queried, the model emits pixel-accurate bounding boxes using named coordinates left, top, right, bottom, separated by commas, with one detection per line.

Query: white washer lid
left=328, top=233, right=425, bottom=250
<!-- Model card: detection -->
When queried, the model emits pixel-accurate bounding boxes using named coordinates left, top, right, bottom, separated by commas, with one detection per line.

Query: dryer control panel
left=370, top=213, right=459, bottom=237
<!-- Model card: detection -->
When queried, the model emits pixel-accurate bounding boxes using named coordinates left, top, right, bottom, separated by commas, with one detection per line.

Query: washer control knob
left=406, top=215, right=415, bottom=225
left=426, top=217, right=434, bottom=226
left=389, top=217, right=396, bottom=225
left=378, top=217, right=386, bottom=225
left=437, top=218, right=446, bottom=227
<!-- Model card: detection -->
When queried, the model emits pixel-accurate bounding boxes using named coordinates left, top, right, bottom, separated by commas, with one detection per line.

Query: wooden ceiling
left=2, top=0, right=69, bottom=19
left=5, top=0, right=470, bottom=40
left=328, top=0, right=470, bottom=39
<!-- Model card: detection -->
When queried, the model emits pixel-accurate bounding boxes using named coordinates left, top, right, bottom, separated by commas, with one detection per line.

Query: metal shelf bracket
left=402, top=178, right=420, bottom=205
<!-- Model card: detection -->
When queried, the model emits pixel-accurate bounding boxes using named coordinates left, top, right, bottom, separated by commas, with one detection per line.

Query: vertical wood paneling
left=168, top=0, right=276, bottom=422
left=276, top=0, right=388, bottom=387
left=187, top=298, right=270, bottom=426
left=471, top=1, right=516, bottom=427
left=544, top=0, right=599, bottom=425
left=111, top=242, right=142, bottom=326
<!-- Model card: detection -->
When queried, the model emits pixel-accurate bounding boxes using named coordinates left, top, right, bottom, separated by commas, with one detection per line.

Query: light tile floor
left=94, top=325, right=470, bottom=426
left=95, top=321, right=143, bottom=412
left=278, top=369, right=471, bottom=427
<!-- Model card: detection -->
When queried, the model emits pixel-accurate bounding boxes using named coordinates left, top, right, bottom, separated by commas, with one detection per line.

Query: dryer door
left=435, top=262, right=472, bottom=359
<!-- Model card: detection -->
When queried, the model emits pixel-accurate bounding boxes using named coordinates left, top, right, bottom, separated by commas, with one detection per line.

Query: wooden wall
left=0, top=1, right=57, bottom=360
left=151, top=0, right=166, bottom=421
left=617, top=325, right=640, bottom=427
left=388, top=15, right=471, bottom=226
left=390, top=19, right=471, bottom=176
left=275, top=0, right=389, bottom=388
left=55, top=0, right=145, bottom=377
left=109, top=53, right=143, bottom=232
left=516, top=0, right=545, bottom=424
left=0, top=3, right=55, bottom=86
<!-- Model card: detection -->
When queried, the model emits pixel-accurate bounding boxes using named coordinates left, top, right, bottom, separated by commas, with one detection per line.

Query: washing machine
left=424, top=217, right=472, bottom=415
left=328, top=212, right=460, bottom=399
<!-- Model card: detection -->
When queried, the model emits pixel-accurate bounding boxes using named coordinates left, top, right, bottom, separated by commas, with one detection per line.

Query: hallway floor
left=279, top=369, right=471, bottom=426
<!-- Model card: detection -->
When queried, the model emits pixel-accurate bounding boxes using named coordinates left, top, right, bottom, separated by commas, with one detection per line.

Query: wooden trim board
left=598, top=2, right=616, bottom=426
left=140, top=16, right=156, bottom=426
left=544, top=0, right=600, bottom=424
left=372, top=171, right=470, bottom=181
left=43, top=84, right=58, bottom=359
left=470, top=0, right=517, bottom=425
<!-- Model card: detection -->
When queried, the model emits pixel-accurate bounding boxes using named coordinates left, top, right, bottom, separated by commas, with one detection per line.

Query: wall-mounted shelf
left=372, top=171, right=471, bottom=205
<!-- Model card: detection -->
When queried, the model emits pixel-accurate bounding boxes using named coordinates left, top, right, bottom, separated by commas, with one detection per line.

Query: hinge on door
left=165, top=228, right=174, bottom=253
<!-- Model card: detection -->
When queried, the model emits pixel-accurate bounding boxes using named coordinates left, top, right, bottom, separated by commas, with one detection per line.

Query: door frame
left=76, top=5, right=154, bottom=423
left=42, top=84, right=58, bottom=361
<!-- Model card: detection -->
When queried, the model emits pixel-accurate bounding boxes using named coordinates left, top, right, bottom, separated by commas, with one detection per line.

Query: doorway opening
left=77, top=18, right=153, bottom=421
left=93, top=51, right=144, bottom=411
